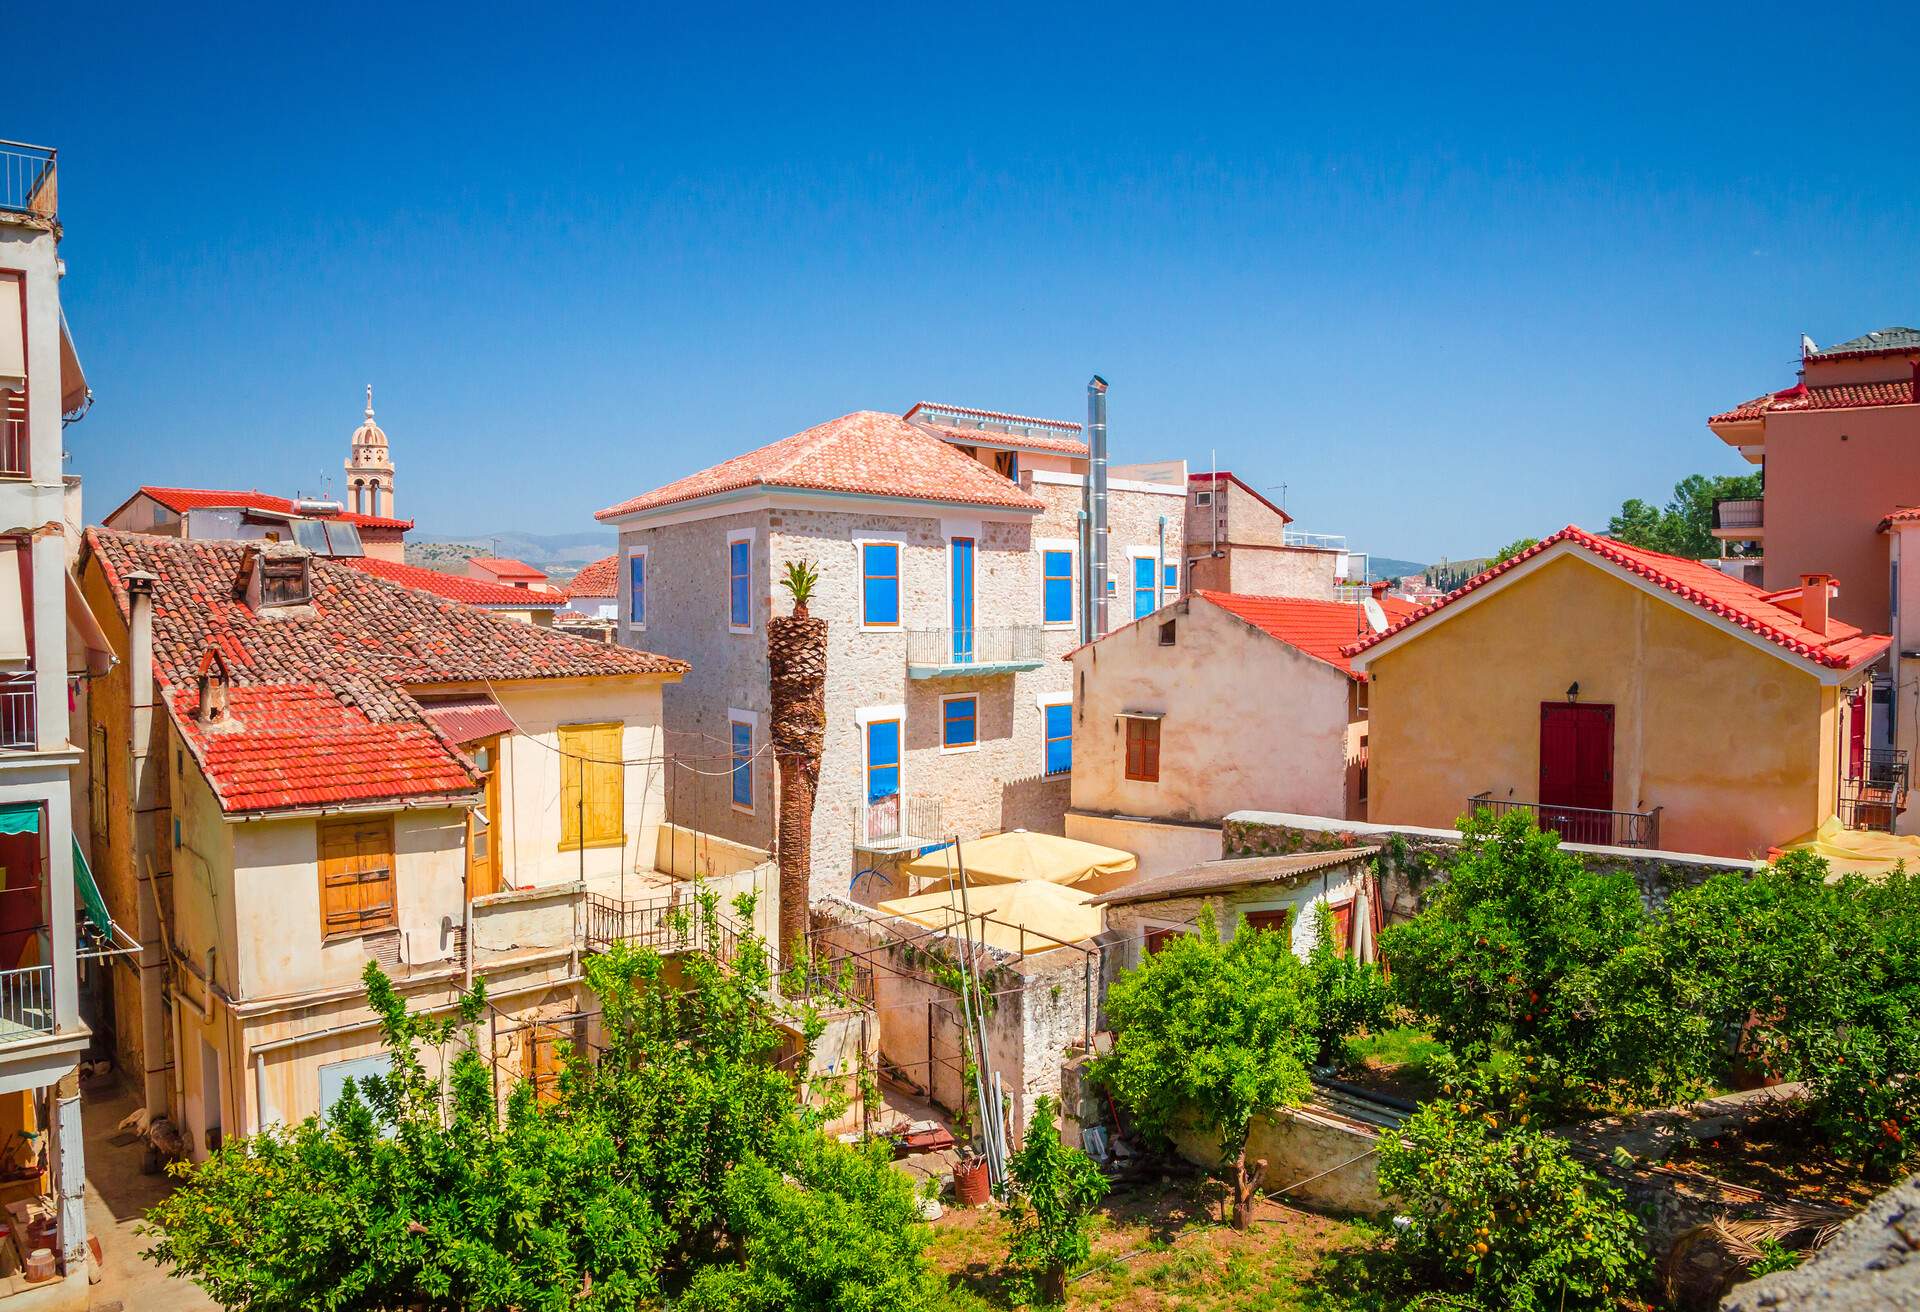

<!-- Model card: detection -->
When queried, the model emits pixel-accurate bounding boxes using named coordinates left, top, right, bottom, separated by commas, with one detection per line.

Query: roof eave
left=598, top=481, right=1043, bottom=527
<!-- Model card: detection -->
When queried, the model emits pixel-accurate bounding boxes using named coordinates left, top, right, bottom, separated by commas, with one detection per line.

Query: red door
left=1848, top=687, right=1867, bottom=782
left=1539, top=703, right=1614, bottom=844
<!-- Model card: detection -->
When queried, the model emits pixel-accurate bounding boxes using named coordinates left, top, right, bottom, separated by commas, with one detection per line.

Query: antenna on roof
left=1801, top=334, right=1818, bottom=360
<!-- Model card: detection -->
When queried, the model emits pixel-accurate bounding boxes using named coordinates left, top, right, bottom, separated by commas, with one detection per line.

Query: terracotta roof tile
left=1196, top=591, right=1419, bottom=679
left=341, top=556, right=565, bottom=609
left=595, top=411, right=1043, bottom=520
left=466, top=556, right=547, bottom=581
left=84, top=528, right=686, bottom=815
left=132, top=486, right=413, bottom=531
left=565, top=554, right=619, bottom=599
left=1709, top=379, right=1918, bottom=424
left=1342, top=526, right=1890, bottom=672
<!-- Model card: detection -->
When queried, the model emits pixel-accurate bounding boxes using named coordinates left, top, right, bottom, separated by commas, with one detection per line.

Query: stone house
left=596, top=400, right=1187, bottom=904
left=1185, top=469, right=1346, bottom=598
left=75, top=527, right=775, bottom=1156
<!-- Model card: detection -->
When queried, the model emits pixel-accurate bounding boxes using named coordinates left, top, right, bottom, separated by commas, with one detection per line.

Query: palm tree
left=767, top=560, right=827, bottom=965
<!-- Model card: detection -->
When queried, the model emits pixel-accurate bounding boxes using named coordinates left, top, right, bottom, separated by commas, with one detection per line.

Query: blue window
left=866, top=720, right=901, bottom=803
left=942, top=697, right=977, bottom=749
left=628, top=553, right=646, bottom=626
left=950, top=537, right=976, bottom=662
left=729, top=539, right=751, bottom=627
left=1043, top=550, right=1074, bottom=624
left=1163, top=562, right=1178, bottom=592
left=730, top=719, right=753, bottom=809
left=1133, top=556, right=1156, bottom=618
left=320, top=1052, right=394, bottom=1126
left=1044, top=703, right=1073, bottom=776
left=862, top=543, right=899, bottom=625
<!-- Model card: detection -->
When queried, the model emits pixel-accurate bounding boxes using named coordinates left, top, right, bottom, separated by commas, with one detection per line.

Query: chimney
left=1370, top=580, right=1391, bottom=602
left=195, top=648, right=231, bottom=725
left=1800, top=573, right=1831, bottom=636
left=240, top=542, right=316, bottom=615
left=1087, top=375, right=1110, bottom=640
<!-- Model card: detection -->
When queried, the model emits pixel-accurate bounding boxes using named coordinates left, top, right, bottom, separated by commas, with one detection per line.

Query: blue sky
left=15, top=3, right=1919, bottom=562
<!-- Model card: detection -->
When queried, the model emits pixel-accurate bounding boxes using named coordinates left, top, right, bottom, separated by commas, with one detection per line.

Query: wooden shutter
left=1243, top=909, right=1291, bottom=936
left=1329, top=902, right=1354, bottom=958
left=558, top=723, right=625, bottom=850
left=1125, top=719, right=1161, bottom=782
left=523, top=1020, right=577, bottom=1104
left=318, top=816, right=395, bottom=939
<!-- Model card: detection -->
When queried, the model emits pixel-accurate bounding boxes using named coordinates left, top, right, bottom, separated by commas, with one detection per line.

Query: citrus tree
left=1095, top=909, right=1318, bottom=1228
left=1002, top=1095, right=1108, bottom=1305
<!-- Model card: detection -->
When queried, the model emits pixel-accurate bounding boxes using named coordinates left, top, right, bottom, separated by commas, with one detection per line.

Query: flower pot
left=952, top=1157, right=991, bottom=1206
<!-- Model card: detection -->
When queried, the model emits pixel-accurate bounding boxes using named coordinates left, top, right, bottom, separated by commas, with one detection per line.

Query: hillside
left=406, top=529, right=615, bottom=587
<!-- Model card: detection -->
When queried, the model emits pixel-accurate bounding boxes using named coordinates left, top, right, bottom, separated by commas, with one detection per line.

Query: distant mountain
left=407, top=528, right=617, bottom=586
left=1367, top=555, right=1427, bottom=582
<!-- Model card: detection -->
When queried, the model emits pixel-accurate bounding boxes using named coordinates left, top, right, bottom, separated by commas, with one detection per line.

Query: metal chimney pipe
left=1088, top=375, right=1110, bottom=638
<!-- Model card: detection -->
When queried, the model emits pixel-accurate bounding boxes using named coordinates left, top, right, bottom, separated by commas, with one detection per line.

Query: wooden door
left=1328, top=901, right=1354, bottom=958
left=1538, top=703, right=1614, bottom=843
left=524, top=1021, right=574, bottom=1104
left=467, top=735, right=502, bottom=897
left=1848, top=687, right=1867, bottom=781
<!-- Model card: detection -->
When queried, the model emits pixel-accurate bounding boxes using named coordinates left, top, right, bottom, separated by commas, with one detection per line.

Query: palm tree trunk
left=775, top=752, right=817, bottom=962
left=767, top=610, right=826, bottom=966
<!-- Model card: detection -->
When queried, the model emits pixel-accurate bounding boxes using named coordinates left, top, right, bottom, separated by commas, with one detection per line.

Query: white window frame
left=1193, top=489, right=1212, bottom=507
left=854, top=533, right=907, bottom=632
left=625, top=545, right=649, bottom=632
left=1037, top=537, right=1079, bottom=631
left=727, top=708, right=760, bottom=815
left=938, top=692, right=980, bottom=754
left=726, top=528, right=757, bottom=635
left=1037, top=690, right=1073, bottom=778
left=1125, top=546, right=1161, bottom=619
left=855, top=703, right=907, bottom=806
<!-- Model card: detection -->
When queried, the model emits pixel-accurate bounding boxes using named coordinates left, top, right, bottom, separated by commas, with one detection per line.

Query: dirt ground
left=77, top=1079, right=212, bottom=1312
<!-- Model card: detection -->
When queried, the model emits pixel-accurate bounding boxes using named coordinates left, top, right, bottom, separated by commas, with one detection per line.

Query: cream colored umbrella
left=877, top=879, right=1104, bottom=955
left=903, top=830, right=1137, bottom=894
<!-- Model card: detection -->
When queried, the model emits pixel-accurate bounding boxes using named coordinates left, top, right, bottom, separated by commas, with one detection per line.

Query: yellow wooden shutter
left=558, top=723, right=624, bottom=850
left=318, top=816, right=395, bottom=938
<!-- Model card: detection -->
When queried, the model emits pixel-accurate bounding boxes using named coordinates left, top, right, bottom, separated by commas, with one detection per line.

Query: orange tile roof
left=565, top=553, right=619, bottom=599
left=84, top=529, right=685, bottom=815
left=129, top=485, right=413, bottom=531
left=595, top=411, right=1043, bottom=520
left=1343, top=526, right=1890, bottom=672
left=1880, top=508, right=1920, bottom=531
left=342, top=556, right=565, bottom=609
left=1709, top=379, right=1918, bottom=425
left=1197, top=590, right=1419, bottom=679
left=466, top=556, right=547, bottom=582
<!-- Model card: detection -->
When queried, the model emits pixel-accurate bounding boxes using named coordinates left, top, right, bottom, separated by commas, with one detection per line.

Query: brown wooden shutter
left=318, top=816, right=396, bottom=939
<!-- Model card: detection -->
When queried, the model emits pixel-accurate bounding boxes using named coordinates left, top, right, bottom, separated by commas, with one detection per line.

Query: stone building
left=597, top=399, right=1187, bottom=903
left=1185, top=469, right=1347, bottom=598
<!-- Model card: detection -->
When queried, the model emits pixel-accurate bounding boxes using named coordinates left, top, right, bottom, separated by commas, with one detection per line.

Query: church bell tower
left=344, top=384, right=395, bottom=519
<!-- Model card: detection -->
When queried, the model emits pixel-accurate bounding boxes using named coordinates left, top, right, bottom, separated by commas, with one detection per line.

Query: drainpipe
left=125, top=570, right=173, bottom=1119
left=1156, top=515, right=1166, bottom=609
left=1088, top=376, right=1110, bottom=638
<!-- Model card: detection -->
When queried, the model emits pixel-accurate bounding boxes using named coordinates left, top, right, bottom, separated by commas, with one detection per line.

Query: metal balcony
left=905, top=626, right=1044, bottom=678
left=0, top=672, right=35, bottom=750
left=0, top=965, right=53, bottom=1043
left=1841, top=749, right=1909, bottom=832
left=1712, top=497, right=1764, bottom=538
left=853, top=796, right=945, bottom=854
left=1468, top=793, right=1662, bottom=849
left=0, top=142, right=56, bottom=223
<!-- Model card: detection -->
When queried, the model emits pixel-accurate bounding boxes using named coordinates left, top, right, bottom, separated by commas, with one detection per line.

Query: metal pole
left=1088, top=376, right=1110, bottom=639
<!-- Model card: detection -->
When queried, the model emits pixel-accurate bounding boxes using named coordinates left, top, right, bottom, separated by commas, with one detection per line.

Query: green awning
left=73, top=836, right=110, bottom=941
left=0, top=804, right=40, bottom=837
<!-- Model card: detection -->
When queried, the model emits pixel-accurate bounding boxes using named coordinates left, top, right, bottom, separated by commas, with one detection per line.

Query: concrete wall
left=1069, top=596, right=1353, bottom=823
left=1365, top=551, right=1847, bottom=860
left=1100, top=861, right=1370, bottom=971
left=1172, top=1105, right=1390, bottom=1216
left=1190, top=544, right=1343, bottom=600
left=1063, top=810, right=1223, bottom=879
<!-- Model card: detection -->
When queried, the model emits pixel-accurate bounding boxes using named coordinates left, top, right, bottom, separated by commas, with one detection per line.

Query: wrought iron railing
left=0, top=142, right=56, bottom=222
left=0, top=396, right=25, bottom=478
left=584, top=893, right=742, bottom=959
left=1712, top=497, right=1764, bottom=532
left=0, top=672, right=35, bottom=750
left=905, top=625, right=1043, bottom=670
left=1468, top=794, right=1662, bottom=849
left=1841, top=749, right=1909, bottom=832
left=854, top=795, right=944, bottom=853
left=0, top=964, right=54, bottom=1037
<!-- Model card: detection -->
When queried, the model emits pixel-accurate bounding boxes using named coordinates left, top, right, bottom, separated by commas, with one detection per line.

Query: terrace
left=905, top=625, right=1044, bottom=678
left=0, top=141, right=56, bottom=225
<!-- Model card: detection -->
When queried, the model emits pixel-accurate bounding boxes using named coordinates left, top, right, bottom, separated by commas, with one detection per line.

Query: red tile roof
left=1880, top=508, right=1920, bottom=531
left=420, top=696, right=518, bottom=745
left=84, top=528, right=685, bottom=815
left=565, top=554, right=619, bottom=599
left=907, top=419, right=1090, bottom=457
left=466, top=556, right=547, bottom=582
left=1197, top=590, right=1419, bottom=679
left=900, top=401, right=1081, bottom=433
left=1342, top=526, right=1890, bottom=672
left=127, top=486, right=413, bottom=531
left=596, top=411, right=1044, bottom=520
left=1708, top=379, right=1918, bottom=425
left=341, top=556, right=565, bottom=609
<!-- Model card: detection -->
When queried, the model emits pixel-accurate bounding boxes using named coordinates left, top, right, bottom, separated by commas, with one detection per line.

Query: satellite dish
left=1362, top=597, right=1389, bottom=633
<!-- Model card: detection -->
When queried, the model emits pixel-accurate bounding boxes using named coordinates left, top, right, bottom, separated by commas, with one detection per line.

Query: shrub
left=1096, top=908, right=1319, bottom=1228
left=1378, top=1087, right=1647, bottom=1311
left=1303, top=901, right=1393, bottom=1065
left=1002, top=1095, right=1108, bottom=1305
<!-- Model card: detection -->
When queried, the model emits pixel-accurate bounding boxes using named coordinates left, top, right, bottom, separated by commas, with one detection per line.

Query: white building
left=0, top=137, right=103, bottom=1298
left=597, top=394, right=1188, bottom=904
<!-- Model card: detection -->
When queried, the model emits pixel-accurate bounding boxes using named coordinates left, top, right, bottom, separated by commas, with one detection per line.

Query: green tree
left=1001, top=1096, right=1108, bottom=1305
left=1095, top=909, right=1319, bottom=1229
left=1490, top=537, right=1539, bottom=566
left=1606, top=471, right=1762, bottom=559
left=145, top=894, right=947, bottom=1309
left=1378, top=1081, right=1647, bottom=1311
left=1302, top=900, right=1393, bottom=1065
left=1378, top=809, right=1649, bottom=1097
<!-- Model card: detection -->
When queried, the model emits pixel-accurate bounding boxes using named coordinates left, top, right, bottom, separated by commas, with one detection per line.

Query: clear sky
left=15, top=3, right=1919, bottom=562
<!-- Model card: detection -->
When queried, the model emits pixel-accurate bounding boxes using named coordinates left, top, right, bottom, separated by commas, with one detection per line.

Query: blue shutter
left=1163, top=562, right=1178, bottom=591
left=729, top=540, right=751, bottom=626
left=1044, top=703, right=1073, bottom=775
left=1133, top=557, right=1156, bottom=618
left=862, top=544, right=899, bottom=624
left=730, top=720, right=753, bottom=808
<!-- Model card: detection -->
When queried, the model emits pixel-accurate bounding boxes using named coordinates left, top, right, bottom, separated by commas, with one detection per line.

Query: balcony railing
left=0, top=393, right=25, bottom=478
left=854, top=795, right=945, bottom=854
left=584, top=893, right=741, bottom=959
left=1841, top=749, right=1909, bottom=832
left=0, top=672, right=35, bottom=751
left=0, top=965, right=54, bottom=1041
left=1712, top=497, right=1765, bottom=534
left=905, top=626, right=1044, bottom=677
left=0, top=142, right=56, bottom=222
left=1468, top=793, right=1662, bottom=849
